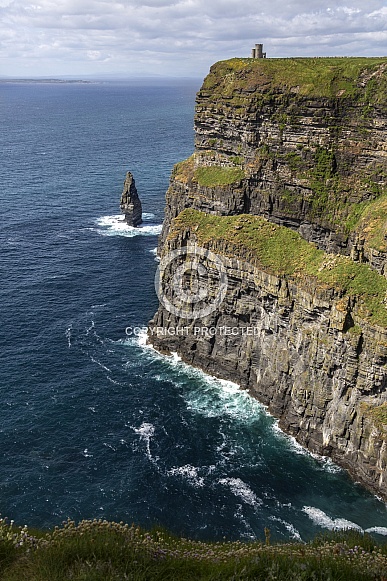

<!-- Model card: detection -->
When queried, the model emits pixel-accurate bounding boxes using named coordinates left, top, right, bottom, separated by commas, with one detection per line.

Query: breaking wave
left=94, top=214, right=162, bottom=237
left=302, top=506, right=387, bottom=534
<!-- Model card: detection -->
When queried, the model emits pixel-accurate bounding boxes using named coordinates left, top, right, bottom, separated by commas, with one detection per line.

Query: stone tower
left=251, top=43, right=266, bottom=58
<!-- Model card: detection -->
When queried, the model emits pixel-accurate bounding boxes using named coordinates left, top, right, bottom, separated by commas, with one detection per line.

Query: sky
left=0, top=0, right=386, bottom=78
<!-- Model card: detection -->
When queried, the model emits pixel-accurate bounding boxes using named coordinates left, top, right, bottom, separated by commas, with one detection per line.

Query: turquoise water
left=1, top=80, right=386, bottom=542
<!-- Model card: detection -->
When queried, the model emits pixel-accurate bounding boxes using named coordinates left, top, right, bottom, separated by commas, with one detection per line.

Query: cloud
left=0, top=0, right=386, bottom=77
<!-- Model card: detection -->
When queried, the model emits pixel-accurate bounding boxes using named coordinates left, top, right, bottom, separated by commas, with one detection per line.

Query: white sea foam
left=302, top=506, right=363, bottom=532
left=269, top=516, right=302, bottom=541
left=168, top=464, right=205, bottom=488
left=85, top=320, right=95, bottom=335
left=234, top=505, right=257, bottom=540
left=132, top=422, right=157, bottom=464
left=132, top=422, right=155, bottom=438
left=65, top=325, right=72, bottom=348
left=90, top=356, right=111, bottom=373
left=126, top=330, right=264, bottom=423
left=106, top=375, right=123, bottom=386
left=185, top=380, right=263, bottom=423
left=169, top=351, right=183, bottom=366
left=271, top=421, right=319, bottom=460
left=95, top=215, right=162, bottom=238
left=364, top=526, right=387, bottom=536
left=271, top=421, right=343, bottom=473
left=131, top=335, right=340, bottom=475
left=136, top=328, right=151, bottom=349
left=103, top=443, right=117, bottom=452
left=149, top=247, right=160, bottom=261
left=219, top=477, right=262, bottom=508
left=316, top=456, right=343, bottom=474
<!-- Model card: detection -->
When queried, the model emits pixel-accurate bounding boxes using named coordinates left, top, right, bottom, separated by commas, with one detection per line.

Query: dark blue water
left=1, top=80, right=387, bottom=542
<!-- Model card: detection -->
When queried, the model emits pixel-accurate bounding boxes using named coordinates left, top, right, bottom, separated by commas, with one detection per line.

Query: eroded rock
left=120, top=171, right=142, bottom=227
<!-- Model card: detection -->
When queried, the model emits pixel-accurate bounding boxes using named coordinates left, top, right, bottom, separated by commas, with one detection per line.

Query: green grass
left=364, top=403, right=387, bottom=434
left=358, top=193, right=387, bottom=251
left=171, top=156, right=195, bottom=183
left=195, top=165, right=245, bottom=187
left=0, top=518, right=386, bottom=581
left=169, top=210, right=387, bottom=327
left=172, top=155, right=245, bottom=187
left=201, top=57, right=387, bottom=102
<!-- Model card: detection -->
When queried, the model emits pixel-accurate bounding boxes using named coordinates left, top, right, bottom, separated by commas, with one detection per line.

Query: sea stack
left=120, top=171, right=142, bottom=227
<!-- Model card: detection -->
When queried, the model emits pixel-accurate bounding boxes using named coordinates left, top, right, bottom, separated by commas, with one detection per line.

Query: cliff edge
left=149, top=57, right=387, bottom=500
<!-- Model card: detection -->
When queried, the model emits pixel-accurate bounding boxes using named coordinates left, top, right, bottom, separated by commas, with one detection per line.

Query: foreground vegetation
left=0, top=517, right=386, bottom=580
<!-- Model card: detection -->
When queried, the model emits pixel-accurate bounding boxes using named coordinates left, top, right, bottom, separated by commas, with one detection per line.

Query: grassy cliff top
left=200, top=57, right=387, bottom=102
left=169, top=209, right=387, bottom=327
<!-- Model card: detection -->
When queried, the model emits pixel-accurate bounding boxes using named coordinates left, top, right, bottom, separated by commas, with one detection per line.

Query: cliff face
left=160, top=58, right=387, bottom=273
left=150, top=58, right=387, bottom=499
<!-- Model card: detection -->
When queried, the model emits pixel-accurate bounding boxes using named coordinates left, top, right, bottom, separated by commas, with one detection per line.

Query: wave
left=184, top=379, right=263, bottom=423
left=94, top=215, right=162, bottom=238
left=219, top=477, right=263, bottom=508
left=131, top=422, right=158, bottom=465
left=269, top=516, right=302, bottom=541
left=303, top=506, right=363, bottom=532
left=168, top=464, right=206, bottom=488
left=364, top=526, right=387, bottom=536
left=304, top=506, right=387, bottom=536
left=126, top=330, right=265, bottom=423
left=149, top=247, right=160, bottom=261
left=65, top=325, right=72, bottom=348
left=271, top=421, right=343, bottom=474
left=90, top=356, right=111, bottom=373
left=234, top=505, right=257, bottom=540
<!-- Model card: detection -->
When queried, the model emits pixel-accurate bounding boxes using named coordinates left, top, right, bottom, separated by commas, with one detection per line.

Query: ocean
left=1, top=79, right=386, bottom=542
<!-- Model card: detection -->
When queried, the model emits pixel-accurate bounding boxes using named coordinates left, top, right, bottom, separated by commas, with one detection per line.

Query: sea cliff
left=149, top=57, right=387, bottom=499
